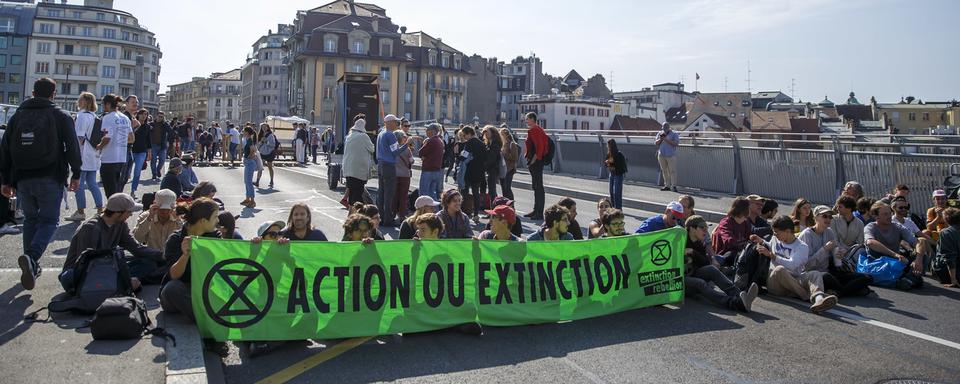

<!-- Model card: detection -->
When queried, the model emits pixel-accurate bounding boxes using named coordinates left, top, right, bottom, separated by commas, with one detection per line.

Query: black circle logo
left=650, top=239, right=672, bottom=266
left=202, top=258, right=274, bottom=329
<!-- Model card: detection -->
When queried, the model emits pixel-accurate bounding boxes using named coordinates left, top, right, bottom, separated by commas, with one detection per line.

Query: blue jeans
left=243, top=158, right=256, bottom=199
left=151, top=144, right=167, bottom=179
left=609, top=173, right=624, bottom=209
left=17, top=178, right=63, bottom=262
left=131, top=152, right=148, bottom=193
left=75, top=170, right=104, bottom=210
left=419, top=170, right=443, bottom=200
left=182, top=138, right=194, bottom=152
left=229, top=143, right=239, bottom=162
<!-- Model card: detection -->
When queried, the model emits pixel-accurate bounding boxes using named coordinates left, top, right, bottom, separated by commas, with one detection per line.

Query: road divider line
left=255, top=336, right=372, bottom=384
left=826, top=308, right=960, bottom=351
left=0, top=268, right=22, bottom=273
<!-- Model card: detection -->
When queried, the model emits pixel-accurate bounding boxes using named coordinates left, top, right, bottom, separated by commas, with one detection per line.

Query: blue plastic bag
left=856, top=253, right=906, bottom=287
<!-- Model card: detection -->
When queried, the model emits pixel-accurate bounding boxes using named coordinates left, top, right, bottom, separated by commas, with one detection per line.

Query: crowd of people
left=2, top=78, right=959, bottom=359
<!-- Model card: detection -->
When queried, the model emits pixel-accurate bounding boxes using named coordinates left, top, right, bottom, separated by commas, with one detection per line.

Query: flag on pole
left=695, top=73, right=700, bottom=80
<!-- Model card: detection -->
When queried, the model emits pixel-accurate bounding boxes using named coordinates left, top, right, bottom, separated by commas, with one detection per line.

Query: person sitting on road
left=925, top=189, right=949, bottom=243
left=556, top=197, right=584, bottom=240
left=415, top=213, right=444, bottom=240
left=831, top=196, right=864, bottom=254
left=353, top=202, right=387, bottom=240
left=161, top=157, right=185, bottom=197
left=588, top=198, right=613, bottom=239
left=178, top=153, right=198, bottom=191
left=790, top=198, right=815, bottom=233
left=342, top=214, right=375, bottom=243
left=217, top=211, right=242, bottom=239
left=280, top=203, right=328, bottom=241
left=751, top=215, right=838, bottom=314
left=133, top=189, right=182, bottom=251
left=482, top=196, right=523, bottom=237
left=160, top=198, right=221, bottom=322
left=477, top=205, right=521, bottom=241
left=599, top=208, right=627, bottom=238
left=527, top=205, right=574, bottom=241
left=841, top=181, right=865, bottom=202
left=61, top=193, right=162, bottom=293
left=800, top=205, right=873, bottom=297
left=678, top=195, right=696, bottom=226
left=865, top=201, right=924, bottom=290
left=635, top=201, right=684, bottom=234
left=399, top=196, right=441, bottom=240
left=712, top=197, right=753, bottom=266
left=191, top=181, right=225, bottom=210
left=892, top=197, right=934, bottom=269
left=855, top=197, right=876, bottom=225
left=438, top=188, right=474, bottom=239
left=748, top=195, right=770, bottom=232
left=684, top=215, right=758, bottom=313
left=933, top=207, right=960, bottom=288
left=761, top=198, right=779, bottom=221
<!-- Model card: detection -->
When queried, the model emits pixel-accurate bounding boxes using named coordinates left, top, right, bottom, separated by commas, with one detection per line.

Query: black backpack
left=542, top=136, right=556, bottom=165
left=733, top=243, right=771, bottom=291
left=90, top=296, right=175, bottom=344
left=50, top=247, right=134, bottom=314
left=9, top=107, right=61, bottom=171
left=83, top=111, right=105, bottom=148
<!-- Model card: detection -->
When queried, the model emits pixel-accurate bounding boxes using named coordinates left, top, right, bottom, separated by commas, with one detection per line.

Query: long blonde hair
left=77, top=92, right=97, bottom=112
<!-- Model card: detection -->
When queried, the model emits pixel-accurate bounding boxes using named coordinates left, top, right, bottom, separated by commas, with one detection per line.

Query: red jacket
left=418, top=135, right=444, bottom=171
left=711, top=216, right=753, bottom=256
left=524, top=124, right=549, bottom=162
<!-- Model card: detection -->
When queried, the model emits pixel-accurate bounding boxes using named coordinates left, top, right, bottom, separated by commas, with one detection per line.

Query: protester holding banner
left=438, top=189, right=474, bottom=239
left=342, top=214, right=375, bottom=243
left=588, top=198, right=613, bottom=239
left=414, top=213, right=443, bottom=240
left=600, top=208, right=627, bottom=237
left=482, top=196, right=523, bottom=237
left=557, top=197, right=584, bottom=240
left=527, top=205, right=574, bottom=241
left=160, top=198, right=222, bottom=322
left=353, top=203, right=387, bottom=240
left=279, top=203, right=328, bottom=241
left=399, top=196, right=441, bottom=240
left=476, top=205, right=520, bottom=241
left=635, top=201, right=684, bottom=234
left=684, top=215, right=758, bottom=313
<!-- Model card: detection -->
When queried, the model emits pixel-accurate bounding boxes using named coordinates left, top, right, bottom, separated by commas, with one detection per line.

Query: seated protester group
left=831, top=195, right=864, bottom=254
left=680, top=195, right=721, bottom=262
left=352, top=203, right=387, bottom=240
left=280, top=203, right=328, bottom=241
left=414, top=213, right=444, bottom=240
left=599, top=208, right=627, bottom=238
left=635, top=201, right=684, bottom=234
left=855, top=197, right=876, bottom=224
left=933, top=207, right=960, bottom=288
left=925, top=189, right=949, bottom=243
left=476, top=205, right=521, bottom=241
left=752, top=215, right=839, bottom=314
left=891, top=197, right=934, bottom=267
left=437, top=189, right=474, bottom=239
left=790, top=198, right=815, bottom=234
left=556, top=197, right=584, bottom=239
left=712, top=197, right=754, bottom=265
left=159, top=198, right=221, bottom=323
left=527, top=205, right=574, bottom=241
left=799, top=205, right=873, bottom=297
left=161, top=157, right=186, bottom=197
left=482, top=196, right=524, bottom=237
left=133, top=189, right=182, bottom=251
left=178, top=153, right=198, bottom=192
left=61, top=193, right=163, bottom=293
left=684, top=215, right=758, bottom=313
left=588, top=198, right=613, bottom=239
left=748, top=195, right=773, bottom=237
left=864, top=201, right=924, bottom=290
left=399, top=196, right=441, bottom=240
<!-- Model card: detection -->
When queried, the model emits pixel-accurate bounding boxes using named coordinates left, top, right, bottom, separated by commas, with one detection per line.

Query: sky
left=108, top=0, right=959, bottom=103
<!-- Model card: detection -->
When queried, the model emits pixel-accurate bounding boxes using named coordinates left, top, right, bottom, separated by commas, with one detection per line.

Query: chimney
left=371, top=15, right=379, bottom=32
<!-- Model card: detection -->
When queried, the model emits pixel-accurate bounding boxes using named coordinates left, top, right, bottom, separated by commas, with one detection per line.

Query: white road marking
left=0, top=268, right=22, bottom=273
left=827, top=307, right=960, bottom=351
left=558, top=357, right=607, bottom=384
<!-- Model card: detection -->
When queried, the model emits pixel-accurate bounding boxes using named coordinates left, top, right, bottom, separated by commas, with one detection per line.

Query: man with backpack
left=523, top=112, right=550, bottom=221
left=0, top=78, right=82, bottom=290
left=61, top=193, right=163, bottom=294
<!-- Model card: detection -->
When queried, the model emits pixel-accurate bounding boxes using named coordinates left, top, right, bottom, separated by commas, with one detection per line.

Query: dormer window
left=324, top=35, right=337, bottom=53
left=428, top=50, right=436, bottom=66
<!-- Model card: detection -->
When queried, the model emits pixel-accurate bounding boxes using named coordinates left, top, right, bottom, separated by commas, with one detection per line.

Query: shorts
left=261, top=154, right=275, bottom=162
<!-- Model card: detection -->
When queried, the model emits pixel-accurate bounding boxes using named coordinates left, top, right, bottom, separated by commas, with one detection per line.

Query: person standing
left=310, top=126, right=321, bottom=164
left=98, top=94, right=133, bottom=197
left=482, top=125, right=502, bottom=205
left=149, top=112, right=171, bottom=181
left=129, top=109, right=151, bottom=200
left=211, top=122, right=223, bottom=161
left=240, top=126, right=258, bottom=208
left=655, top=122, right=680, bottom=192
left=376, top=115, right=409, bottom=227
left=295, top=123, right=308, bottom=165
left=227, top=123, right=241, bottom=168
left=118, top=96, right=139, bottom=191
left=0, top=78, right=82, bottom=290
left=460, top=126, right=487, bottom=223
left=66, top=92, right=104, bottom=222
left=499, top=127, right=519, bottom=201
left=523, top=112, right=548, bottom=220
left=393, top=130, right=414, bottom=223
left=343, top=115, right=375, bottom=206
left=418, top=123, right=445, bottom=201
left=177, top=117, right=194, bottom=155
left=255, top=123, right=277, bottom=189
left=605, top=138, right=627, bottom=209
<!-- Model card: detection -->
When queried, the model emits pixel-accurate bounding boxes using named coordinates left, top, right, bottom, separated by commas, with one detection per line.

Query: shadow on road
left=0, top=285, right=32, bottom=347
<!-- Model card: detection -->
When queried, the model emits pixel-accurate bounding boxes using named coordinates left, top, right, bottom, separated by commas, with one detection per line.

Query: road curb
left=162, top=313, right=225, bottom=384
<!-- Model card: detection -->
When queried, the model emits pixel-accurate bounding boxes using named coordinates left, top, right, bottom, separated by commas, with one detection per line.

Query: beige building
left=166, top=69, right=242, bottom=124
left=685, top=92, right=752, bottom=131
left=25, top=0, right=162, bottom=112
left=873, top=99, right=960, bottom=134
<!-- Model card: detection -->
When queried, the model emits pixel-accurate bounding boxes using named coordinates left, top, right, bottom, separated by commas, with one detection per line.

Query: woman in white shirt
left=67, top=92, right=104, bottom=221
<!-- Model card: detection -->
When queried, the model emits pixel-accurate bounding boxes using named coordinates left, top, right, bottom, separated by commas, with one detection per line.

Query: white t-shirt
left=228, top=128, right=241, bottom=144
left=766, top=237, right=810, bottom=275
left=100, top=111, right=131, bottom=164
left=896, top=216, right=922, bottom=235
left=213, top=126, right=223, bottom=141
left=74, top=111, right=101, bottom=171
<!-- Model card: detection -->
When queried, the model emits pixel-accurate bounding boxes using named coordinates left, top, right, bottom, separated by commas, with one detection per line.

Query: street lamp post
left=63, top=64, right=72, bottom=110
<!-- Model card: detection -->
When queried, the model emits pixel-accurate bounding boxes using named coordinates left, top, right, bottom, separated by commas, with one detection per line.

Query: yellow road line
left=255, top=337, right=372, bottom=384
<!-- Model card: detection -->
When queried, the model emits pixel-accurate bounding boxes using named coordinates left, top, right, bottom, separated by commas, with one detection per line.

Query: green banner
left=190, top=229, right=686, bottom=341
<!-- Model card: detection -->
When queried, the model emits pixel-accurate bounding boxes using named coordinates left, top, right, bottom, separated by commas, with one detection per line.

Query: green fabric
left=190, top=228, right=686, bottom=341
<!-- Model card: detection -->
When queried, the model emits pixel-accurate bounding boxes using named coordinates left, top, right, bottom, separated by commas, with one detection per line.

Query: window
left=908, top=112, right=916, bottom=121
left=324, top=36, right=337, bottom=53
left=324, top=63, right=335, bottom=76
left=380, top=40, right=392, bottom=57
left=104, top=29, right=116, bottom=39
left=454, top=56, right=462, bottom=70
left=226, top=111, right=233, bottom=120
left=428, top=51, right=436, bottom=66
left=103, top=47, right=117, bottom=59
left=406, top=71, right=417, bottom=84
left=380, top=67, right=390, bottom=80
left=404, top=91, right=412, bottom=103
left=10, top=55, right=21, bottom=65
left=12, top=37, right=25, bottom=47
left=0, top=55, right=5, bottom=68
left=352, top=63, right=364, bottom=72
left=121, top=31, right=130, bottom=41
left=453, top=95, right=460, bottom=107
left=73, top=11, right=83, bottom=19
left=215, top=98, right=222, bottom=107
left=352, top=40, right=365, bottom=54
left=922, top=113, right=930, bottom=121
left=102, top=65, right=115, bottom=78
left=441, top=54, right=450, bottom=68
left=37, top=42, right=51, bottom=54
left=61, top=82, right=71, bottom=95
left=64, top=26, right=76, bottom=35
left=78, top=83, right=88, bottom=92
left=0, top=73, right=5, bottom=83
left=120, top=67, right=131, bottom=79
left=262, top=66, right=272, bottom=75
left=214, top=111, right=221, bottom=120
left=39, top=23, right=54, bottom=34
left=380, top=90, right=390, bottom=105
left=9, top=73, right=20, bottom=84
left=35, top=62, right=49, bottom=74
left=0, top=17, right=15, bottom=33
left=428, top=93, right=435, bottom=105
left=122, top=49, right=132, bottom=60
left=227, top=99, right=233, bottom=107
left=100, top=85, right=113, bottom=95
left=892, top=111, right=900, bottom=122
left=0, top=37, right=7, bottom=50
left=323, top=87, right=333, bottom=100
left=47, top=9, right=62, bottom=17
left=62, top=44, right=73, bottom=55
left=97, top=13, right=106, bottom=21
left=8, top=92, right=20, bottom=104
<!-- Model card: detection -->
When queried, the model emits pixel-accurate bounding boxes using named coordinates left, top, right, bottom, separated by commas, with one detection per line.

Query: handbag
left=856, top=253, right=906, bottom=287
left=252, top=150, right=264, bottom=171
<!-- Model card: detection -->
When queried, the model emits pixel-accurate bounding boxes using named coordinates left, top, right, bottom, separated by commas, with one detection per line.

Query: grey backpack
left=49, top=248, right=133, bottom=314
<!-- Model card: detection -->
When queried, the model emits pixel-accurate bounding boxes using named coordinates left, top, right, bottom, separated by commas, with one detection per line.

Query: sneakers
left=65, top=211, right=86, bottom=222
left=738, top=282, right=759, bottom=313
left=18, top=254, right=38, bottom=290
left=660, top=186, right=670, bottom=191
left=0, top=223, right=21, bottom=235
left=455, top=322, right=484, bottom=336
left=246, top=341, right=282, bottom=358
left=810, top=293, right=838, bottom=314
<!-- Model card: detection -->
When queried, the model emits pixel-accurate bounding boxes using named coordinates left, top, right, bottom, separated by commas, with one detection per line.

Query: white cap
left=384, top=114, right=399, bottom=122
left=415, top=195, right=441, bottom=209
left=155, top=189, right=177, bottom=209
left=666, top=201, right=686, bottom=219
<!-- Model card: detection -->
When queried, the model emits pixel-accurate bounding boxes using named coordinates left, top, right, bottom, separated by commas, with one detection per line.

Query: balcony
left=32, top=30, right=161, bottom=52
left=54, top=51, right=100, bottom=62
left=428, top=82, right=464, bottom=92
left=50, top=71, right=98, bottom=82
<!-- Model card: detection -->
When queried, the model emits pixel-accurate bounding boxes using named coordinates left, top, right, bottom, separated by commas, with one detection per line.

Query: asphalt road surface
left=1, top=163, right=959, bottom=384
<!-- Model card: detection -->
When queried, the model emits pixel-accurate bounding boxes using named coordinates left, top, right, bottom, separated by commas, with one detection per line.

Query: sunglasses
left=263, top=231, right=280, bottom=237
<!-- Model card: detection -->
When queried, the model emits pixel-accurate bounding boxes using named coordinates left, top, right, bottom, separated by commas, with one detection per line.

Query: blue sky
left=114, top=0, right=959, bottom=103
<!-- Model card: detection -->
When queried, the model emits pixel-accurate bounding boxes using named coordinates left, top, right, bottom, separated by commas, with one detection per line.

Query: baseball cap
left=106, top=193, right=137, bottom=212
left=813, top=205, right=836, bottom=217
left=414, top=195, right=441, bottom=209
left=155, top=189, right=177, bottom=209
left=492, top=196, right=514, bottom=207
left=685, top=215, right=707, bottom=229
left=384, top=114, right=399, bottom=122
left=169, top=158, right=184, bottom=169
left=933, top=189, right=947, bottom=197
left=485, top=205, right=517, bottom=226
left=181, top=153, right=194, bottom=162
left=666, top=201, right=685, bottom=219
left=257, top=220, right=286, bottom=237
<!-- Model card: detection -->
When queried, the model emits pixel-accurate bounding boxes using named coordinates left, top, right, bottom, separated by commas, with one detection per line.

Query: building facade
left=518, top=94, right=613, bottom=131
left=464, top=54, right=498, bottom=125
left=685, top=92, right=752, bottom=131
left=207, top=69, right=241, bottom=123
left=0, top=1, right=36, bottom=105
left=498, top=55, right=549, bottom=125
left=240, top=24, right=293, bottom=123
left=614, top=82, right=693, bottom=122
left=166, top=77, right=207, bottom=122
left=284, top=1, right=470, bottom=126
left=25, top=0, right=162, bottom=112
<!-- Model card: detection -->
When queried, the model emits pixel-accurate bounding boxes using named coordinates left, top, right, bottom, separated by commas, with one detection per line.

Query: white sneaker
left=810, top=294, right=838, bottom=314
left=0, top=223, right=20, bottom=235
left=65, top=211, right=86, bottom=222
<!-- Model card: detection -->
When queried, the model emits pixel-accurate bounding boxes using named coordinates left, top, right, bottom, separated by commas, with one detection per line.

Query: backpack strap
left=23, top=306, right=51, bottom=323
left=144, top=327, right=177, bottom=346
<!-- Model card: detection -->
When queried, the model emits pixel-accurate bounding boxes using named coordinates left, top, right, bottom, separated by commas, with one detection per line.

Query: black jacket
left=608, top=152, right=627, bottom=176
left=64, top=216, right=163, bottom=272
left=151, top=121, right=171, bottom=149
left=0, top=98, right=81, bottom=186
left=160, top=170, right=183, bottom=196
left=463, top=137, right=487, bottom=183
